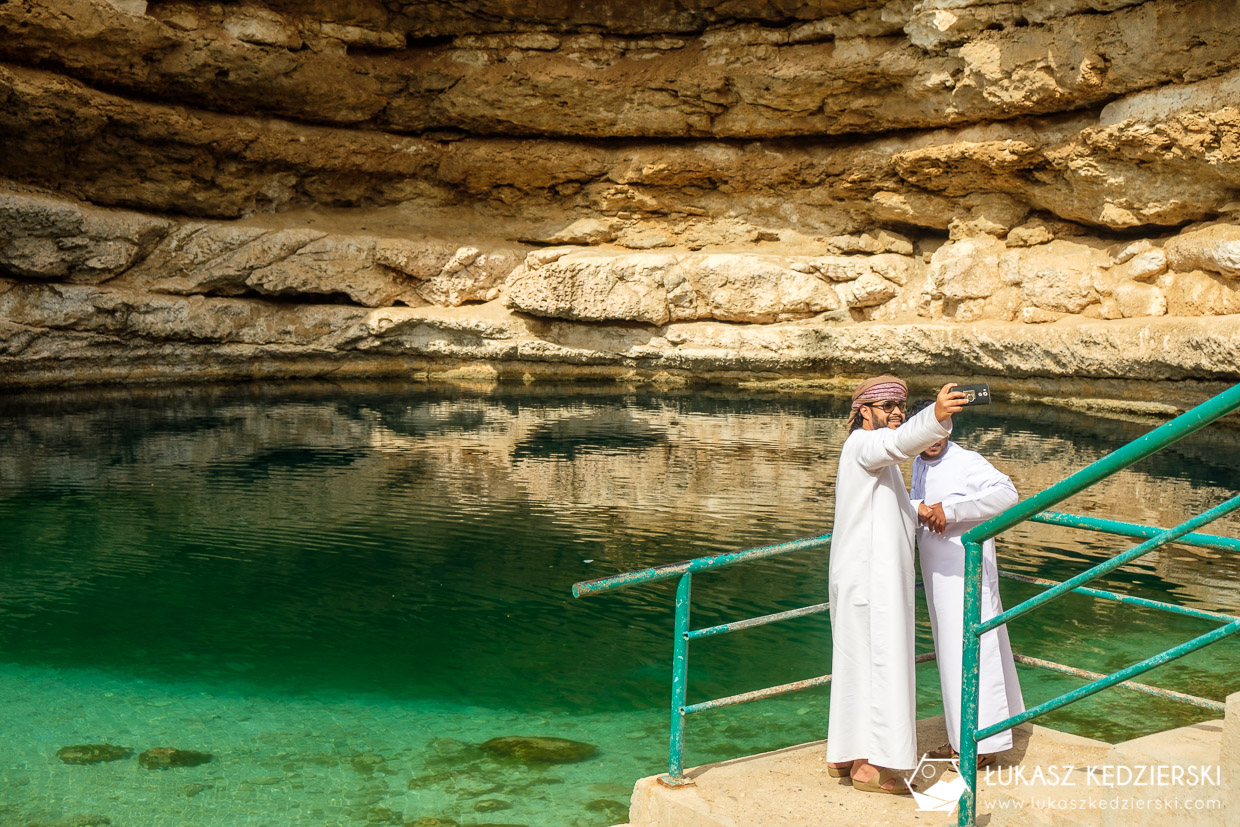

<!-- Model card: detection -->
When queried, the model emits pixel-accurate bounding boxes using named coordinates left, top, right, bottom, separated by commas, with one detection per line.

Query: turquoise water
left=1, top=382, right=1238, bottom=826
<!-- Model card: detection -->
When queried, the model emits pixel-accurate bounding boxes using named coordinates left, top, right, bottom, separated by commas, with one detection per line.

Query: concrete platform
left=619, top=694, right=1239, bottom=826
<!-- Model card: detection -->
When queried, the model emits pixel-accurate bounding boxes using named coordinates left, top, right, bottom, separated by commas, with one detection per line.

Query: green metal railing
left=572, top=382, right=1240, bottom=814
left=574, top=538, right=955, bottom=785
left=956, top=382, right=1240, bottom=826
left=573, top=534, right=843, bottom=785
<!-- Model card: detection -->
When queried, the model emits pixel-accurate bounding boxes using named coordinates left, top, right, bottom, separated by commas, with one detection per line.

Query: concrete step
left=624, top=699, right=1240, bottom=827
left=1091, top=718, right=1225, bottom=827
left=626, top=715, right=1113, bottom=827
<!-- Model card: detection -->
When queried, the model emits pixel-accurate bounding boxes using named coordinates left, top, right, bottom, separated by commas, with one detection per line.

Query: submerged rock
left=56, top=744, right=133, bottom=765
left=364, top=807, right=403, bottom=824
left=138, top=747, right=213, bottom=769
left=479, top=736, right=596, bottom=764
left=350, top=751, right=396, bottom=776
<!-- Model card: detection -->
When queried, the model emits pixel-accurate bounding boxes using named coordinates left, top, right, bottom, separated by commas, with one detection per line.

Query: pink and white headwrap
left=846, top=374, right=908, bottom=428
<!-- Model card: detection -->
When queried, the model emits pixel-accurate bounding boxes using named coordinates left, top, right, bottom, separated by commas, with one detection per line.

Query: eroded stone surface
left=1165, top=224, right=1240, bottom=278
left=6, top=0, right=1238, bottom=139
left=0, top=0, right=1238, bottom=389
left=506, top=251, right=845, bottom=324
left=0, top=191, right=172, bottom=282
left=2, top=58, right=1239, bottom=238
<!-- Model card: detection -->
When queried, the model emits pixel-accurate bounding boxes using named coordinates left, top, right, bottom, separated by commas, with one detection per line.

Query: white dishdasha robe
left=826, top=405, right=951, bottom=770
left=911, top=441, right=1024, bottom=754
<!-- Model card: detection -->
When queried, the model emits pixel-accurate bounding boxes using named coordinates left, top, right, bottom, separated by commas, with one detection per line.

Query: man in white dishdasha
left=826, top=376, right=968, bottom=795
left=911, top=420, right=1024, bottom=768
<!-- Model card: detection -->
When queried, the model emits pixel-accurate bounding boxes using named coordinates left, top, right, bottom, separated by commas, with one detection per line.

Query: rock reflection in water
left=0, top=380, right=1237, bottom=825
left=1, top=380, right=1234, bottom=615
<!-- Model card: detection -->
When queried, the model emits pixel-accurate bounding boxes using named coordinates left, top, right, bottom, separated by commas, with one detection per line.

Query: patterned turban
left=846, top=374, right=909, bottom=429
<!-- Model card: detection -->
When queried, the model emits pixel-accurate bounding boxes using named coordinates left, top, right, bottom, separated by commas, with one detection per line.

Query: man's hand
left=918, top=502, right=946, bottom=533
left=933, top=382, right=969, bottom=423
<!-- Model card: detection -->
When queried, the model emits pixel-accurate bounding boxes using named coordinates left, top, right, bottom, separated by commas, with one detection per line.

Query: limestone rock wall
left=1, top=0, right=1239, bottom=397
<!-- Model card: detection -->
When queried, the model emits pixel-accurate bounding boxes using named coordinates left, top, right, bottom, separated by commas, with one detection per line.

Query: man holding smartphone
left=826, top=376, right=968, bottom=794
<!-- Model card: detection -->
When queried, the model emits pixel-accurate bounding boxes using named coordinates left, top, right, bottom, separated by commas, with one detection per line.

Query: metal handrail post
left=664, top=571, right=693, bottom=785
left=957, top=539, right=984, bottom=827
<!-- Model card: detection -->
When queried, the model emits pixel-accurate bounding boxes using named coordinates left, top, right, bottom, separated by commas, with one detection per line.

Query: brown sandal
left=852, top=768, right=911, bottom=795
left=827, top=760, right=854, bottom=780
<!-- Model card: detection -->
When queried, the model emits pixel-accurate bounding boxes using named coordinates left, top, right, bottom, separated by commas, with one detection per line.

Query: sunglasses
left=864, top=400, right=907, bottom=413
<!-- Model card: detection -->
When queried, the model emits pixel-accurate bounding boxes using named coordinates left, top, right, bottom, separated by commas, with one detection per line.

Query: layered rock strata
left=1, top=0, right=1239, bottom=403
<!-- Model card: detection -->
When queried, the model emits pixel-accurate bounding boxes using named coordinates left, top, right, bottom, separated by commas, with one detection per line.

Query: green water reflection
left=0, top=382, right=1237, bottom=826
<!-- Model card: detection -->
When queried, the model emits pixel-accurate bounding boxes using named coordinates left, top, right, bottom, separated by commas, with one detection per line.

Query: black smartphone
left=955, top=383, right=991, bottom=406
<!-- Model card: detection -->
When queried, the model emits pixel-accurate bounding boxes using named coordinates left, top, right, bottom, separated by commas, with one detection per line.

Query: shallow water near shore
left=1, top=382, right=1238, bottom=826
